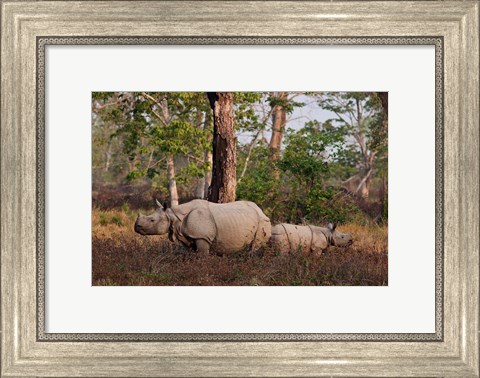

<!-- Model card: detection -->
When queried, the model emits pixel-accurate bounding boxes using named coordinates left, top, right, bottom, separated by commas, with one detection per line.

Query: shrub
left=111, top=215, right=123, bottom=226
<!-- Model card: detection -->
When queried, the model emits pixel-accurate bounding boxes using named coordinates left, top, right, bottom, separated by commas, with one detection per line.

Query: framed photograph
left=1, top=1, right=478, bottom=377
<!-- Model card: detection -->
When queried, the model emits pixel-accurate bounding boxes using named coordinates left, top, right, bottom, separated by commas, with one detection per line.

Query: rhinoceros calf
left=270, top=223, right=352, bottom=255
left=134, top=199, right=271, bottom=255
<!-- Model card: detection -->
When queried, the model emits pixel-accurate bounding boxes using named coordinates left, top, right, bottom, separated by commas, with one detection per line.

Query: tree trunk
left=269, top=92, right=287, bottom=161
left=353, top=168, right=372, bottom=199
left=379, top=93, right=388, bottom=213
left=356, top=152, right=376, bottom=200
left=381, top=172, right=387, bottom=220
left=194, top=110, right=213, bottom=200
left=204, top=150, right=213, bottom=197
left=360, top=174, right=371, bottom=199
left=194, top=109, right=207, bottom=199
left=195, top=150, right=212, bottom=200
left=355, top=97, right=372, bottom=200
left=381, top=172, right=387, bottom=203
left=378, top=92, right=388, bottom=119
left=104, top=142, right=112, bottom=172
left=379, top=91, right=388, bottom=136
left=156, top=98, right=180, bottom=207
left=166, top=155, right=179, bottom=207
left=195, top=178, right=206, bottom=199
left=206, top=92, right=236, bottom=203
left=269, top=92, right=287, bottom=180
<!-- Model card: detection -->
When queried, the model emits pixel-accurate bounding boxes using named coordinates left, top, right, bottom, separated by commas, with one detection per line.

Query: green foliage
left=234, top=92, right=266, bottom=132
left=279, top=120, right=345, bottom=187
left=236, top=144, right=279, bottom=206
left=99, top=212, right=108, bottom=226
left=94, top=92, right=212, bottom=192
left=236, top=121, right=363, bottom=225
left=267, top=95, right=304, bottom=114
left=92, top=92, right=116, bottom=102
left=303, top=184, right=361, bottom=224
left=149, top=119, right=210, bottom=156
left=98, top=212, right=123, bottom=226
left=93, top=91, right=388, bottom=224
left=126, top=168, right=146, bottom=182
left=317, top=92, right=387, bottom=173
left=111, top=215, right=123, bottom=226
left=178, top=161, right=211, bottom=183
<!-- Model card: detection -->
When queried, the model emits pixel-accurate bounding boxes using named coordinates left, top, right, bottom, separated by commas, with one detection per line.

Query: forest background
left=92, top=92, right=388, bottom=286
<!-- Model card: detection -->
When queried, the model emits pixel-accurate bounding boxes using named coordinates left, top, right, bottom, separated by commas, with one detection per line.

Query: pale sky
left=237, top=94, right=337, bottom=145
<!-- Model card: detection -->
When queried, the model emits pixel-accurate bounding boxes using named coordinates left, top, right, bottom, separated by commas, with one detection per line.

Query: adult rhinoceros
left=270, top=223, right=352, bottom=255
left=134, top=199, right=271, bottom=255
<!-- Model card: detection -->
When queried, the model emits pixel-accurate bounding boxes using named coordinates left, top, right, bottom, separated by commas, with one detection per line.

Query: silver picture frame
left=1, top=1, right=478, bottom=376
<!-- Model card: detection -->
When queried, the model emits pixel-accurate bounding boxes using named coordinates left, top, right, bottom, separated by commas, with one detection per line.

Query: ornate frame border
left=36, top=36, right=444, bottom=343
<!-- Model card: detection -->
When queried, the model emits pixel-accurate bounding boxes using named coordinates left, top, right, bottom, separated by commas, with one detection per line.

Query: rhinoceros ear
left=327, top=223, right=337, bottom=232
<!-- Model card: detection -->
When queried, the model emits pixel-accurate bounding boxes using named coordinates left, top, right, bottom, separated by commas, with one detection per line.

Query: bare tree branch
left=354, top=168, right=373, bottom=194
left=238, top=130, right=263, bottom=183
left=141, top=92, right=168, bottom=126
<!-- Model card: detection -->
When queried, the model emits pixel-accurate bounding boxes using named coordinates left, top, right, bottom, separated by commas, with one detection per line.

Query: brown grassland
left=92, top=207, right=388, bottom=286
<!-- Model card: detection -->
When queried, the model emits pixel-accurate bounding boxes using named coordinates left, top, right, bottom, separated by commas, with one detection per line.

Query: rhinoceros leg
left=250, top=218, right=271, bottom=252
left=181, top=208, right=216, bottom=244
left=270, top=225, right=290, bottom=254
left=195, top=239, right=210, bottom=256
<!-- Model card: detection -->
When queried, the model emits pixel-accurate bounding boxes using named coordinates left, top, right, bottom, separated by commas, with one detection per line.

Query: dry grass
left=92, top=207, right=388, bottom=286
left=341, top=223, right=388, bottom=254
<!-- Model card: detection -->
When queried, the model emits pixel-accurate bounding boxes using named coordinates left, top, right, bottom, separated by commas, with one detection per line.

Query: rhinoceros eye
left=150, top=219, right=155, bottom=222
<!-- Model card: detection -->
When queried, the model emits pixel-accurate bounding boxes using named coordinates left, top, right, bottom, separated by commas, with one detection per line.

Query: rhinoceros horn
left=155, top=199, right=162, bottom=208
